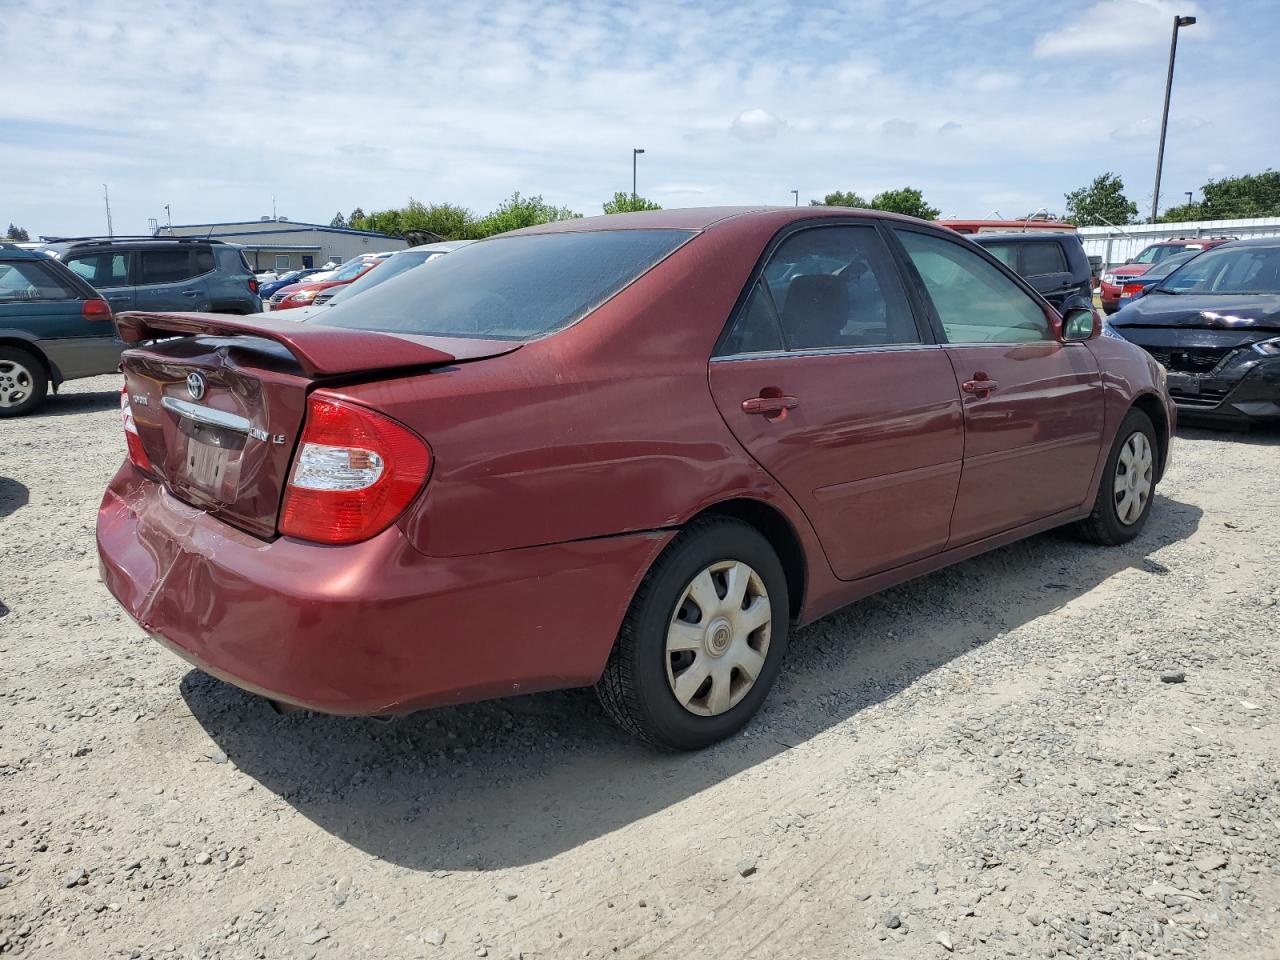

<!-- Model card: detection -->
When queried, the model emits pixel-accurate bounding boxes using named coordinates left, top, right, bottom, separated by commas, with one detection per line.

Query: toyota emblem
left=186, top=372, right=206, bottom=401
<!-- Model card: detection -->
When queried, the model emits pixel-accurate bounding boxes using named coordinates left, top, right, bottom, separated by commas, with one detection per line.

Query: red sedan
left=98, top=208, right=1174, bottom=750
left=265, top=253, right=391, bottom=310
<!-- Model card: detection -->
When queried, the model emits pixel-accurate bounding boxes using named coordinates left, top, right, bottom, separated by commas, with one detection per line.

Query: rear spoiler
left=114, top=311, right=517, bottom=378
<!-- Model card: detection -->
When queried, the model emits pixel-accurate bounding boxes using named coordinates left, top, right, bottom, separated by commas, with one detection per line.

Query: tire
left=596, top=517, right=790, bottom=750
left=1074, top=407, right=1158, bottom=545
left=0, top=346, right=49, bottom=418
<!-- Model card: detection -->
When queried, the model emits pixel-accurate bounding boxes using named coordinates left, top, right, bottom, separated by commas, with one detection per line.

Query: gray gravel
left=1, top=375, right=1278, bottom=959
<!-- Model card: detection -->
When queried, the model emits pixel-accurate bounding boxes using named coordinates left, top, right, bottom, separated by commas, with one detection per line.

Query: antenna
left=103, top=184, right=114, bottom=238
left=272, top=195, right=277, bottom=220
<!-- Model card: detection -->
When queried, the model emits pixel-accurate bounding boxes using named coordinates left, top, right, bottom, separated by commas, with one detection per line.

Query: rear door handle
left=961, top=378, right=999, bottom=396
left=742, top=395, right=799, bottom=416
left=181, top=289, right=200, bottom=297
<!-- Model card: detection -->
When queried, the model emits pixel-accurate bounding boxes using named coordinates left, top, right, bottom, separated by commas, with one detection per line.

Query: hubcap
left=665, top=560, right=771, bottom=717
left=0, top=359, right=33, bottom=408
left=1113, top=430, right=1153, bottom=526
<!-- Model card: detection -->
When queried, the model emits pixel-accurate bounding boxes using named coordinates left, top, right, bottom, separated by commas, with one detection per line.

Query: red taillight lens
left=1121, top=283, right=1144, bottom=297
left=83, top=298, right=112, bottom=321
left=279, top=394, right=430, bottom=544
left=248, top=278, right=259, bottom=295
left=120, top=388, right=153, bottom=473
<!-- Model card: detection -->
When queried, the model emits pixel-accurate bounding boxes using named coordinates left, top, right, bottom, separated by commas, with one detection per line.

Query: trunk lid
left=117, top=311, right=519, bottom=538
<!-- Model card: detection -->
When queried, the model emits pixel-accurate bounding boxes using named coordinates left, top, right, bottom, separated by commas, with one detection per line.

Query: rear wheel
left=1074, top=408, right=1157, bottom=545
left=596, top=518, right=789, bottom=750
left=0, top=346, right=48, bottom=418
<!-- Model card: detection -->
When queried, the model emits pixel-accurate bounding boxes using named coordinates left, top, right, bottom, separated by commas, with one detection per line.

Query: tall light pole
left=632, top=148, right=645, bottom=205
left=103, top=184, right=113, bottom=238
left=1151, top=14, right=1196, bottom=222
left=1185, top=191, right=1193, bottom=206
left=790, top=189, right=799, bottom=207
left=164, top=203, right=172, bottom=229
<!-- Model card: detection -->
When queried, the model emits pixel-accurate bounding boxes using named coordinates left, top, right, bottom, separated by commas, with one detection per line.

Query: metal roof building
left=155, top=219, right=407, bottom=272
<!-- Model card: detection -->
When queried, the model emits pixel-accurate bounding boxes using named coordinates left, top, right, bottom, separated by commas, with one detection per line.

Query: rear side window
left=139, top=249, right=193, bottom=284
left=318, top=230, right=692, bottom=341
left=0, top=260, right=78, bottom=302
left=1021, top=242, right=1067, bottom=276
left=981, top=243, right=1018, bottom=269
left=192, top=247, right=215, bottom=275
left=65, top=251, right=129, bottom=287
left=895, top=229, right=1050, bottom=344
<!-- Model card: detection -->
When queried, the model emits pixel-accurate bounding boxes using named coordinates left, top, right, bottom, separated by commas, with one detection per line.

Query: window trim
left=273, top=255, right=291, bottom=271
left=883, top=224, right=1060, bottom=347
left=712, top=217, right=936, bottom=360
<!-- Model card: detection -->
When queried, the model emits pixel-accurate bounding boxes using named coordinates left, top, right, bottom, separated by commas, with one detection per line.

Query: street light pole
left=790, top=190, right=799, bottom=207
left=103, top=184, right=113, bottom=239
left=632, top=148, right=645, bottom=205
left=1151, top=14, right=1196, bottom=222
left=1185, top=191, right=1193, bottom=206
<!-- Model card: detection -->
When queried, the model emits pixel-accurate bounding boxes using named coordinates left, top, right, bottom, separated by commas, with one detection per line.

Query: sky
left=2, top=0, right=1277, bottom=237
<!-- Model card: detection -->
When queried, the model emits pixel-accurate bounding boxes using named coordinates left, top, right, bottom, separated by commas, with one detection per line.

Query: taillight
left=120, top=388, right=153, bottom=473
left=248, top=278, right=259, bottom=295
left=83, top=298, right=111, bottom=321
left=1121, top=283, right=1144, bottom=297
left=279, top=394, right=430, bottom=544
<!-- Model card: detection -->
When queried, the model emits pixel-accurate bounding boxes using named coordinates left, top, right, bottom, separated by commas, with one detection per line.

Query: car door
left=708, top=222, right=965, bottom=581
left=890, top=228, right=1104, bottom=546
left=135, top=248, right=211, bottom=311
left=1018, top=240, right=1077, bottom=311
left=63, top=249, right=135, bottom=312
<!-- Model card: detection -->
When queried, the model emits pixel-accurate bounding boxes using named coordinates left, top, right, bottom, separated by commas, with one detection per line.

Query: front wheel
left=0, top=346, right=49, bottom=418
left=1074, top=408, right=1157, bottom=545
left=596, top=518, right=790, bottom=750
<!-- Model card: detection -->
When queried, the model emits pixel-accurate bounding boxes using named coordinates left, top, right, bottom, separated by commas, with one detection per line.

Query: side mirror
left=1062, top=306, right=1098, bottom=341
left=1124, top=257, right=1135, bottom=264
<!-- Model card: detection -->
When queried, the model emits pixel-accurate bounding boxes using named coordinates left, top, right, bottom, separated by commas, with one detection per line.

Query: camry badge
left=186, top=372, right=206, bottom=401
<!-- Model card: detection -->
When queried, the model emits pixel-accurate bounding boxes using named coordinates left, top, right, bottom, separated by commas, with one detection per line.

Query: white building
left=157, top=219, right=407, bottom=272
left=1078, top=217, right=1280, bottom=268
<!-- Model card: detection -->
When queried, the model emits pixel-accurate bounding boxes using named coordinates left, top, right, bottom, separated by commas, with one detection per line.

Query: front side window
left=65, top=251, right=129, bottom=288
left=138, top=249, right=192, bottom=285
left=1021, top=242, right=1067, bottom=276
left=720, top=225, right=919, bottom=354
left=0, top=260, right=78, bottom=302
left=319, top=229, right=692, bottom=341
left=895, top=230, right=1051, bottom=344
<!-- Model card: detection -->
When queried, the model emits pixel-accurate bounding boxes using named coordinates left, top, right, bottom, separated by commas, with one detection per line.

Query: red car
left=1100, top=238, right=1234, bottom=313
left=265, top=253, right=391, bottom=310
left=98, top=208, right=1175, bottom=750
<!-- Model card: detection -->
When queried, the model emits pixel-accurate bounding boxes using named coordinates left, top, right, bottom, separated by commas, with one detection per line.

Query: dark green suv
left=0, top=243, right=119, bottom=416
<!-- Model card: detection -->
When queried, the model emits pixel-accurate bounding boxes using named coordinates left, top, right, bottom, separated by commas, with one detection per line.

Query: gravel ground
left=2, top=374, right=1278, bottom=960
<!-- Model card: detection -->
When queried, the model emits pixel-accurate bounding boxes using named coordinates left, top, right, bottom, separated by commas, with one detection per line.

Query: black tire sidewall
left=0, top=346, right=48, bottom=418
left=624, top=522, right=789, bottom=750
left=1097, top=409, right=1157, bottom=542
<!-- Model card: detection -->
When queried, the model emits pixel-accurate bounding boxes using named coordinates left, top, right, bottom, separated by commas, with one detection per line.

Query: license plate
left=180, top=426, right=242, bottom=499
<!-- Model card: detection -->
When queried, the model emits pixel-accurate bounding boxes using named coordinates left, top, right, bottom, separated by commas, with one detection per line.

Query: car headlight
left=1101, top=272, right=1117, bottom=285
left=288, top=290, right=320, bottom=303
left=1251, top=337, right=1280, bottom=357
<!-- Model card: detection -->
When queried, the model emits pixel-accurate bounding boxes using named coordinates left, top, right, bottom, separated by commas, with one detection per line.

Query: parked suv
left=0, top=243, right=117, bottom=416
left=51, top=237, right=261, bottom=315
left=1099, top=238, right=1234, bottom=314
left=970, top=232, right=1095, bottom=313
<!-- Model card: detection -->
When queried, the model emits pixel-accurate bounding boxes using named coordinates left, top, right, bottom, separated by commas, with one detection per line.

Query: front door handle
left=742, top=395, right=799, bottom=416
left=961, top=377, right=999, bottom=397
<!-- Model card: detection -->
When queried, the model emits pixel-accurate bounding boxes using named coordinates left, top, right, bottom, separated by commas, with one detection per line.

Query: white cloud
left=1034, top=0, right=1202, bottom=58
left=729, top=109, right=786, bottom=141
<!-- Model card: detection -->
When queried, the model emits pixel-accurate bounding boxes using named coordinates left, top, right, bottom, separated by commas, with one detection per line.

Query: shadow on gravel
left=1176, top=421, right=1280, bottom=447
left=184, top=492, right=1202, bottom=872
left=36, top=389, right=122, bottom=418
left=0, top=476, right=29, bottom=519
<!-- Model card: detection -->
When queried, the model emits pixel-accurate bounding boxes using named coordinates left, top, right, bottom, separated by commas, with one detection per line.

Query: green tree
left=347, top=207, right=367, bottom=230
left=1154, top=202, right=1204, bottom=223
left=5, top=223, right=30, bottom=241
left=400, top=198, right=475, bottom=240
left=470, top=192, right=582, bottom=238
left=810, top=190, right=869, bottom=208
left=1198, top=170, right=1280, bottom=219
left=1064, top=173, right=1138, bottom=226
left=602, top=192, right=662, bottom=214
left=329, top=212, right=348, bottom=228
left=868, top=187, right=940, bottom=220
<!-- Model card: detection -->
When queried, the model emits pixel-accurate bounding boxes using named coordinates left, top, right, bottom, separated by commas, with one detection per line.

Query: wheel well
left=690, top=499, right=806, bottom=621
left=1131, top=393, right=1169, bottom=481
left=0, top=337, right=55, bottom=383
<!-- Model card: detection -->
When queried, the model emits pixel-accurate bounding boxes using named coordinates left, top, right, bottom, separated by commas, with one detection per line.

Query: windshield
left=1145, top=249, right=1200, bottom=280
left=1156, top=244, right=1280, bottom=295
left=326, top=250, right=440, bottom=305
left=328, top=258, right=378, bottom=283
left=317, top=229, right=692, bottom=341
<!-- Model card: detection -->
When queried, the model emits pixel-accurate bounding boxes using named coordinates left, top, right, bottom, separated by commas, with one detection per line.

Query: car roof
left=406, top=239, right=475, bottom=253
left=500, top=205, right=932, bottom=238
left=1216, top=236, right=1280, bottom=249
left=970, top=232, right=1079, bottom=242
left=0, top=242, right=50, bottom=260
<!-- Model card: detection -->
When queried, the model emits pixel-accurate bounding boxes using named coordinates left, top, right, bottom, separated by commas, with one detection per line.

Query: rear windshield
left=316, top=229, right=692, bottom=341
